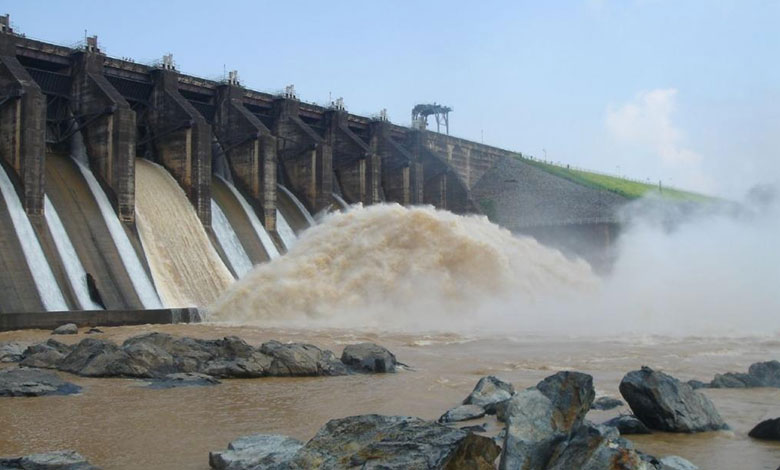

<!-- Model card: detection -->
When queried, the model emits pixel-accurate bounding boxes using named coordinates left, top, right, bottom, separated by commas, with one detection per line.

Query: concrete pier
left=0, top=307, right=201, bottom=331
left=214, top=84, right=277, bottom=231
left=71, top=43, right=136, bottom=223
left=0, top=34, right=45, bottom=217
left=326, top=110, right=380, bottom=205
left=149, top=68, right=212, bottom=227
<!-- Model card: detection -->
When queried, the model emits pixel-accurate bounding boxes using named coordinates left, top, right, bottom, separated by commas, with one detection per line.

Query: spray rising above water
left=207, top=204, right=597, bottom=329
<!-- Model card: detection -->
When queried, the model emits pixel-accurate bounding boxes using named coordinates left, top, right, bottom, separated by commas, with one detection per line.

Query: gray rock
left=602, top=414, right=651, bottom=434
left=0, top=450, right=99, bottom=469
left=748, top=417, right=780, bottom=440
left=261, top=341, right=347, bottom=376
left=0, top=368, right=81, bottom=397
left=290, top=414, right=500, bottom=469
left=340, top=342, right=397, bottom=373
left=591, top=396, right=624, bottom=410
left=463, top=376, right=515, bottom=413
left=52, top=323, right=78, bottom=335
left=460, top=423, right=488, bottom=433
left=705, top=360, right=780, bottom=388
left=686, top=380, right=707, bottom=390
left=545, top=423, right=651, bottom=470
left=0, top=342, right=28, bottom=363
left=439, top=404, right=486, bottom=423
left=19, top=339, right=73, bottom=369
left=209, top=434, right=303, bottom=470
left=15, top=333, right=360, bottom=381
left=85, top=328, right=103, bottom=335
left=499, top=371, right=596, bottom=470
left=619, top=366, right=727, bottom=432
left=147, top=372, right=220, bottom=389
left=659, top=455, right=699, bottom=470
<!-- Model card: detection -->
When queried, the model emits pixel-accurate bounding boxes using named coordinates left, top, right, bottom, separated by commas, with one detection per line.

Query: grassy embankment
left=514, top=154, right=712, bottom=202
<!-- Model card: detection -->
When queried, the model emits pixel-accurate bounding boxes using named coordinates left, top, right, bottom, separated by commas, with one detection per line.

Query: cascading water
left=216, top=175, right=279, bottom=260
left=74, top=159, right=162, bottom=309
left=211, top=198, right=253, bottom=278
left=332, top=193, right=349, bottom=211
left=0, top=164, right=68, bottom=311
left=43, top=196, right=103, bottom=310
left=278, top=183, right=315, bottom=226
left=275, top=209, right=297, bottom=251
left=135, top=159, right=233, bottom=307
left=208, top=203, right=597, bottom=328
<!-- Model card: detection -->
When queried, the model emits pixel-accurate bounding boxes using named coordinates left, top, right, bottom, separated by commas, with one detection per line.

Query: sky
left=4, top=0, right=779, bottom=198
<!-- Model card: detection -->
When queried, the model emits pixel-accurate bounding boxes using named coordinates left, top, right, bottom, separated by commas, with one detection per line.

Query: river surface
left=1, top=324, right=779, bottom=469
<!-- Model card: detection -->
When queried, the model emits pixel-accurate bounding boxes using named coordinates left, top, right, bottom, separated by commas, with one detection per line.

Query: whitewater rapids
left=207, top=204, right=597, bottom=329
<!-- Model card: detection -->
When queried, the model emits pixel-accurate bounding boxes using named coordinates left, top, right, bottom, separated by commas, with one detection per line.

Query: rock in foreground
left=619, top=366, right=727, bottom=432
left=463, top=375, right=515, bottom=413
left=340, top=342, right=397, bottom=373
left=438, top=404, right=486, bottom=423
left=659, top=455, right=699, bottom=470
left=602, top=414, right=651, bottom=435
left=0, top=450, right=99, bottom=469
left=0, top=342, right=29, bottom=363
left=209, top=434, right=303, bottom=470
left=0, top=368, right=81, bottom=397
left=17, top=333, right=398, bottom=380
left=591, top=396, right=624, bottom=410
left=210, top=415, right=500, bottom=469
left=545, top=423, right=649, bottom=470
left=500, top=371, right=594, bottom=470
left=748, top=417, right=780, bottom=440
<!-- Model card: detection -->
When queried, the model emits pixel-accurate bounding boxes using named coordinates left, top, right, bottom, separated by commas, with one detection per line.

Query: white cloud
left=605, top=89, right=712, bottom=192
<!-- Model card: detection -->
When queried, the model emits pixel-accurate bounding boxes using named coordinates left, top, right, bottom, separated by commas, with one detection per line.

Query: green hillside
left=515, top=154, right=711, bottom=202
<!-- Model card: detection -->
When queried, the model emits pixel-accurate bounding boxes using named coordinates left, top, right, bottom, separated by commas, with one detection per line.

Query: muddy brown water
left=1, top=324, right=779, bottom=469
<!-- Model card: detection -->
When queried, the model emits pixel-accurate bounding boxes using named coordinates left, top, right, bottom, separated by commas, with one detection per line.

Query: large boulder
left=0, top=368, right=81, bottom=397
left=0, top=342, right=29, bottom=363
left=260, top=341, right=347, bottom=376
left=52, top=323, right=78, bottom=335
left=705, top=360, right=780, bottom=388
left=58, top=338, right=149, bottom=378
left=19, top=339, right=73, bottom=369
left=290, top=414, right=500, bottom=469
left=463, top=376, right=515, bottom=413
left=438, top=404, right=486, bottom=423
left=209, top=434, right=303, bottom=470
left=340, top=343, right=397, bottom=373
left=748, top=417, right=780, bottom=440
left=0, top=450, right=99, bottom=469
left=545, top=423, right=652, bottom=470
left=619, top=366, right=727, bottom=432
left=602, top=414, right=651, bottom=435
left=499, top=371, right=594, bottom=470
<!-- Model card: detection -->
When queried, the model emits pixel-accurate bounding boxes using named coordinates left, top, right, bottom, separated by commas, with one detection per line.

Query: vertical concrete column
left=424, top=172, right=448, bottom=209
left=272, top=98, right=332, bottom=212
left=214, top=84, right=277, bottom=230
left=71, top=50, right=136, bottom=223
left=0, top=36, right=45, bottom=216
left=370, top=121, right=410, bottom=205
left=149, top=69, right=212, bottom=227
left=411, top=162, right=424, bottom=205
left=327, top=110, right=379, bottom=205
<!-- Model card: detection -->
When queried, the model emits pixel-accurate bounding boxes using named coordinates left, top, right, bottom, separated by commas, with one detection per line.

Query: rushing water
left=215, top=175, right=279, bottom=260
left=0, top=164, right=67, bottom=311
left=135, top=159, right=233, bottom=307
left=278, top=183, right=315, bottom=226
left=43, top=197, right=103, bottom=310
left=74, top=159, right=162, bottom=309
left=1, top=324, right=779, bottom=470
left=275, top=208, right=297, bottom=251
left=210, top=199, right=253, bottom=278
left=208, top=204, right=595, bottom=326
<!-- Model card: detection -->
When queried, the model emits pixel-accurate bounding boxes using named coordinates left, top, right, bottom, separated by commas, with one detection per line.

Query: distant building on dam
left=0, top=15, right=626, bottom=316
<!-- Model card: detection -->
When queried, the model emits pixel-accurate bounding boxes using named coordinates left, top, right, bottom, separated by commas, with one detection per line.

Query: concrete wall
left=326, top=110, right=380, bottom=205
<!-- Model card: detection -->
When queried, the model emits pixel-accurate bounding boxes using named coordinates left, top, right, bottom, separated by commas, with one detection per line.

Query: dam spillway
left=0, top=18, right=625, bottom=316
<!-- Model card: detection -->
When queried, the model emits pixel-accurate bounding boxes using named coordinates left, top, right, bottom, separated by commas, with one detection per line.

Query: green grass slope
left=515, top=155, right=712, bottom=202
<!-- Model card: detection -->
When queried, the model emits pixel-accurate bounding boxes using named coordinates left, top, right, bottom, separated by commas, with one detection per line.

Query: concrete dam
left=0, top=17, right=624, bottom=320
